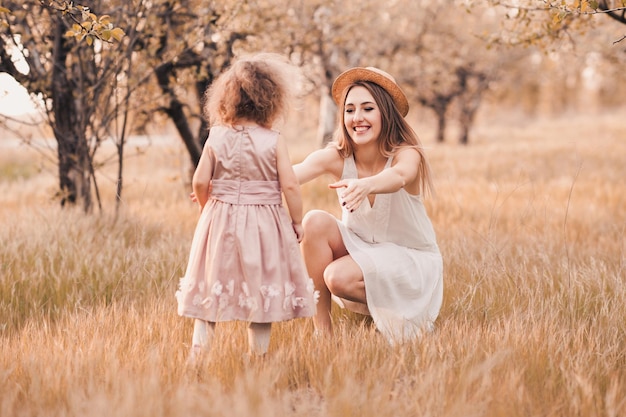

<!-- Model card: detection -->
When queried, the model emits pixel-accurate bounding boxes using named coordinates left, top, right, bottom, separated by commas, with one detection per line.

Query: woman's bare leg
left=324, top=255, right=366, bottom=304
left=301, top=210, right=348, bottom=335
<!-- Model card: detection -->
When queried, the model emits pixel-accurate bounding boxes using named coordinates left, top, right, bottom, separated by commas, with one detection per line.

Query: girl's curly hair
left=204, top=53, right=300, bottom=128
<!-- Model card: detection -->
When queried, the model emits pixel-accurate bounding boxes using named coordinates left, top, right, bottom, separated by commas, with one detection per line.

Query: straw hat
left=331, top=67, right=409, bottom=117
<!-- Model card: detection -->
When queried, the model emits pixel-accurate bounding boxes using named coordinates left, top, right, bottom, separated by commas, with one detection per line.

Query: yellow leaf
left=111, top=27, right=125, bottom=41
left=0, top=6, right=10, bottom=13
left=581, top=0, right=589, bottom=12
left=86, top=35, right=93, bottom=46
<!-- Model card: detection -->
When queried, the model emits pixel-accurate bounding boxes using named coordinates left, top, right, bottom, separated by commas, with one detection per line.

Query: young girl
left=176, top=53, right=317, bottom=359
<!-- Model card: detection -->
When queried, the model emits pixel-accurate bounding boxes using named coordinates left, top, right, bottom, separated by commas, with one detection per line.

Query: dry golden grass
left=1, top=109, right=625, bottom=416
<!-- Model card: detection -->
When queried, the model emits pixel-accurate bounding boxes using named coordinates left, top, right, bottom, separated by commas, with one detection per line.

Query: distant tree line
left=0, top=0, right=624, bottom=212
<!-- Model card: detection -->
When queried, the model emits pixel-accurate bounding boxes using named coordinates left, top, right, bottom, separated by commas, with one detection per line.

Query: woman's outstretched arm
left=293, top=147, right=343, bottom=185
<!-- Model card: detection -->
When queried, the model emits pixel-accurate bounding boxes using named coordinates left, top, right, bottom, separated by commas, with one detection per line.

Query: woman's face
left=343, top=86, right=382, bottom=147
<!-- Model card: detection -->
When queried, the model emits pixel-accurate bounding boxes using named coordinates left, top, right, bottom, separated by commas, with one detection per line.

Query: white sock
left=247, top=322, right=271, bottom=355
left=192, top=319, right=215, bottom=351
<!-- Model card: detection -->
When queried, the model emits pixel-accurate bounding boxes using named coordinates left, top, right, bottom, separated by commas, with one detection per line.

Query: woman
left=294, top=67, right=443, bottom=343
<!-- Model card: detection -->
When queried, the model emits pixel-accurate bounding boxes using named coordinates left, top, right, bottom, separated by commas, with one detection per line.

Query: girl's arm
left=276, top=135, right=304, bottom=240
left=191, top=144, right=214, bottom=209
left=330, top=147, right=421, bottom=209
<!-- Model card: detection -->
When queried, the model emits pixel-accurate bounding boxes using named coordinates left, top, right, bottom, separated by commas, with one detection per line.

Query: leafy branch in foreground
left=2, top=1, right=126, bottom=43
left=549, top=0, right=626, bottom=25
left=491, top=0, right=626, bottom=45
left=44, top=1, right=125, bottom=44
left=64, top=10, right=125, bottom=45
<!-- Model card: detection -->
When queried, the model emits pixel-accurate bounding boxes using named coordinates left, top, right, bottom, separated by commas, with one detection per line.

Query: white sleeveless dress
left=334, top=155, right=444, bottom=343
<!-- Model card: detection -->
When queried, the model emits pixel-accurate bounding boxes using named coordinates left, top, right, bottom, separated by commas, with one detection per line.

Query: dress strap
left=342, top=155, right=357, bottom=180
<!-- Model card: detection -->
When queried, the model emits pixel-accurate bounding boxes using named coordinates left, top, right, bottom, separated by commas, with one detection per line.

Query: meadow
left=0, top=108, right=624, bottom=416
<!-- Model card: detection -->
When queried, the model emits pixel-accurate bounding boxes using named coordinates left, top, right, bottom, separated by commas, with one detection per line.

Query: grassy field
left=0, top=109, right=624, bottom=416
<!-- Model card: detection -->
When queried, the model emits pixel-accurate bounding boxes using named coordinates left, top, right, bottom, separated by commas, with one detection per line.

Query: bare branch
left=598, top=0, right=626, bottom=24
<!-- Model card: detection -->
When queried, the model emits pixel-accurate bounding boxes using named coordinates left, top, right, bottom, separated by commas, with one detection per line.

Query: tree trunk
left=435, top=108, right=446, bottom=143
left=459, top=124, right=469, bottom=145
left=458, top=106, right=477, bottom=145
left=195, top=77, right=211, bottom=148
left=456, top=70, right=488, bottom=146
left=317, top=85, right=337, bottom=147
left=420, top=97, right=452, bottom=144
left=155, top=62, right=203, bottom=167
left=51, top=16, right=92, bottom=212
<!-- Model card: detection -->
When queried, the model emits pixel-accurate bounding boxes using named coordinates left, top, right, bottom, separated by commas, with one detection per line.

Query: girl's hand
left=292, top=222, right=304, bottom=243
left=329, top=178, right=370, bottom=213
left=189, top=192, right=204, bottom=213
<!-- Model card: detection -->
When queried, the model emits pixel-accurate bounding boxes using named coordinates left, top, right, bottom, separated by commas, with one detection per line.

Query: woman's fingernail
left=342, top=201, right=346, bottom=206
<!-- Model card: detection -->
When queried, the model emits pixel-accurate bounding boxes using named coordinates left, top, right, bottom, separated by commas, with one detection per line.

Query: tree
left=485, top=0, right=626, bottom=115
left=140, top=1, right=246, bottom=168
left=3, top=0, right=622, bottom=213
left=0, top=1, right=129, bottom=212
left=386, top=1, right=519, bottom=144
left=2, top=0, right=335, bottom=210
left=0, top=0, right=255, bottom=211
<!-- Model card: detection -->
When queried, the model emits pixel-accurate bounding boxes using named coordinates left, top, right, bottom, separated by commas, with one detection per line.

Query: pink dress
left=176, top=125, right=317, bottom=323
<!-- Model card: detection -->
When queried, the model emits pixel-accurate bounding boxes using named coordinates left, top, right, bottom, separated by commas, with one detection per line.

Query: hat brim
left=331, top=67, right=409, bottom=117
